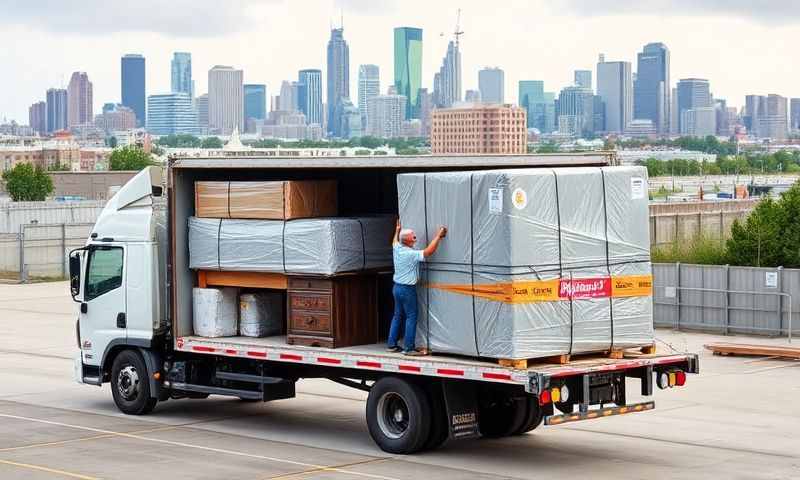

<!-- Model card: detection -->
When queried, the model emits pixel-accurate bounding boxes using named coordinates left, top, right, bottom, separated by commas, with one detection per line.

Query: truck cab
left=71, top=167, right=167, bottom=412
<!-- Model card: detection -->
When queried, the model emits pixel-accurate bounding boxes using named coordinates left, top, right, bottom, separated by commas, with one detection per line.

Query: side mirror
left=69, top=249, right=83, bottom=300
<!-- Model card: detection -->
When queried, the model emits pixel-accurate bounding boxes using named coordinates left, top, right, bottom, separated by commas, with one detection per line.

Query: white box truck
left=70, top=154, right=698, bottom=454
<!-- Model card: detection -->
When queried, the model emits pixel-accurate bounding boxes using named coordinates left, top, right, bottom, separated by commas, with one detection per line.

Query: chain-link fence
left=0, top=223, right=93, bottom=282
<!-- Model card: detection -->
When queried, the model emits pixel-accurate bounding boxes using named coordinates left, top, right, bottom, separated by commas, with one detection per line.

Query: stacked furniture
left=189, top=180, right=392, bottom=348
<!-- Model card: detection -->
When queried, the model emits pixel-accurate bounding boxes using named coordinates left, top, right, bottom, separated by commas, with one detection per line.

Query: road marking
left=0, top=424, right=180, bottom=452
left=262, top=458, right=392, bottom=480
left=741, top=362, right=800, bottom=374
left=0, top=459, right=99, bottom=480
left=0, top=413, right=398, bottom=480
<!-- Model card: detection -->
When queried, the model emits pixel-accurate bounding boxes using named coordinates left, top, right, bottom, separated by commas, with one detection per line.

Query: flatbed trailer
left=71, top=153, right=698, bottom=454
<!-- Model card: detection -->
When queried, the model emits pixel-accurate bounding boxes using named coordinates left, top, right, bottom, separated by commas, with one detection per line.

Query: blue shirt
left=393, top=244, right=425, bottom=285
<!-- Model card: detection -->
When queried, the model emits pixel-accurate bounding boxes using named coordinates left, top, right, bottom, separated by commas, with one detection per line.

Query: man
left=387, top=219, right=447, bottom=355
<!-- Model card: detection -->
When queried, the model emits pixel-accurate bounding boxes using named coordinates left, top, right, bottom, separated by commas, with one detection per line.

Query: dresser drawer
left=288, top=277, right=333, bottom=292
left=290, top=311, right=331, bottom=334
left=289, top=293, right=331, bottom=312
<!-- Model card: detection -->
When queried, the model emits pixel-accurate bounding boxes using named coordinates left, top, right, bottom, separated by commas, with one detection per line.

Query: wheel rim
left=376, top=392, right=410, bottom=439
left=117, top=365, right=140, bottom=401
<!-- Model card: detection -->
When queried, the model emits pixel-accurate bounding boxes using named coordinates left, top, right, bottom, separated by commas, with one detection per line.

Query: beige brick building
left=431, top=104, right=527, bottom=154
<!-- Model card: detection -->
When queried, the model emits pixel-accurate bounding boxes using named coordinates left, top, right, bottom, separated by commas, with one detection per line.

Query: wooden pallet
left=497, top=344, right=657, bottom=369
left=704, top=342, right=800, bottom=360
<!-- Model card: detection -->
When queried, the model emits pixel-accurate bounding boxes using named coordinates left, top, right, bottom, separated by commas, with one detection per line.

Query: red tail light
left=539, top=389, right=552, bottom=405
left=675, top=370, right=686, bottom=386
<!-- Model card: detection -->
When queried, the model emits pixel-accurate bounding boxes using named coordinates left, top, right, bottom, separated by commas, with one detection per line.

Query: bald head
left=400, top=228, right=417, bottom=247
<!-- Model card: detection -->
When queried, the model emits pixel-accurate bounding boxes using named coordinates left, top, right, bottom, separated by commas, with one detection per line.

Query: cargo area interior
left=173, top=165, right=460, bottom=345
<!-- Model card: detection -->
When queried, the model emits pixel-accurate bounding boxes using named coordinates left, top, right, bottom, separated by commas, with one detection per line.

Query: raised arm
left=422, top=226, right=447, bottom=258
left=392, top=218, right=401, bottom=246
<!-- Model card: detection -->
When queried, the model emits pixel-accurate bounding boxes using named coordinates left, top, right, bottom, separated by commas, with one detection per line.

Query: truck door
left=79, top=244, right=126, bottom=367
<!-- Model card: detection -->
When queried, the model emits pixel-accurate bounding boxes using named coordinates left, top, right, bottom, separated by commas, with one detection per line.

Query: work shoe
left=386, top=346, right=402, bottom=353
left=403, top=350, right=424, bottom=356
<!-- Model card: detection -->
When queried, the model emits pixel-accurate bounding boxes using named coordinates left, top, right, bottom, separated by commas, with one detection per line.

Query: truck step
left=167, top=381, right=262, bottom=400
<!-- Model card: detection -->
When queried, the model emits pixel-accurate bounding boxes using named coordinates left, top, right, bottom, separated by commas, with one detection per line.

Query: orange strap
left=428, top=274, right=652, bottom=304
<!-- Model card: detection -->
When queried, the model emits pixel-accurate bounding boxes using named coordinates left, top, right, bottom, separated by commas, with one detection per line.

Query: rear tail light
left=657, top=370, right=686, bottom=389
left=560, top=385, right=570, bottom=403
left=539, top=389, right=552, bottom=405
left=550, top=387, right=561, bottom=403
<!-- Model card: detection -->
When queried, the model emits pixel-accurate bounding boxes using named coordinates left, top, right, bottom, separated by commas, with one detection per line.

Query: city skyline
left=3, top=1, right=799, bottom=125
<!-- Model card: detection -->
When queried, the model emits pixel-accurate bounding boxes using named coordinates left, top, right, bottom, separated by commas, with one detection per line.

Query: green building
left=394, top=27, right=422, bottom=119
left=519, top=80, right=555, bottom=132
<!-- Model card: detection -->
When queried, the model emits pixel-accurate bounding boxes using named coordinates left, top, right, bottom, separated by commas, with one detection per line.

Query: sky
left=1, top=0, right=799, bottom=123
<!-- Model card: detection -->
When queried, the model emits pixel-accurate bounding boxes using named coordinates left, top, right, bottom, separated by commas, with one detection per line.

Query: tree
left=201, top=137, right=223, bottom=149
left=726, top=183, right=800, bottom=268
left=2, top=163, right=54, bottom=201
left=109, top=146, right=155, bottom=171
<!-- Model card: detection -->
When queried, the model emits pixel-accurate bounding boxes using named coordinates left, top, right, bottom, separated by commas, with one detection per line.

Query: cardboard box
left=195, top=180, right=337, bottom=219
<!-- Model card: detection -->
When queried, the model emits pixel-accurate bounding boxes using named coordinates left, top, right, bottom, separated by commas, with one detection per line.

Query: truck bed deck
left=176, top=335, right=698, bottom=393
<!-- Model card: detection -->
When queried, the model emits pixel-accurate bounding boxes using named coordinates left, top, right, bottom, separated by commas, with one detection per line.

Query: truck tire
left=515, top=399, right=544, bottom=434
left=478, top=393, right=527, bottom=438
left=422, top=382, right=449, bottom=451
left=111, top=349, right=157, bottom=415
left=366, top=377, right=431, bottom=454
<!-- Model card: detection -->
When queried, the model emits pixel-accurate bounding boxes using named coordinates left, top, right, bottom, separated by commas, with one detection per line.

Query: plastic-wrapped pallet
left=189, top=216, right=394, bottom=276
left=193, top=287, right=238, bottom=337
left=239, top=292, right=284, bottom=337
left=398, top=166, right=653, bottom=360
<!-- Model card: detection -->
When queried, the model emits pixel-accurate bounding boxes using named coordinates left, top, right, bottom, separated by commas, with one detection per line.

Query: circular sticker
left=512, top=188, right=528, bottom=210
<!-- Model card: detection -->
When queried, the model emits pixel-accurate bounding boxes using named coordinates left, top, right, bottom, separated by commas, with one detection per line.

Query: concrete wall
left=49, top=171, right=138, bottom=200
left=0, top=201, right=104, bottom=233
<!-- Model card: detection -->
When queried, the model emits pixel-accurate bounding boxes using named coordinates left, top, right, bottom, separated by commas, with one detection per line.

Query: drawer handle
left=304, top=317, right=316, bottom=326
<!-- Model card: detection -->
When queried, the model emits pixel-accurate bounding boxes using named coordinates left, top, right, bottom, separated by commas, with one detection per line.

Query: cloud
left=0, top=0, right=271, bottom=37
left=333, top=0, right=399, bottom=16
left=559, top=0, right=800, bottom=25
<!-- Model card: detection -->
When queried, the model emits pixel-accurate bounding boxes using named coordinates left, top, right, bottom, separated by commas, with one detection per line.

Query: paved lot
left=1, top=281, right=799, bottom=479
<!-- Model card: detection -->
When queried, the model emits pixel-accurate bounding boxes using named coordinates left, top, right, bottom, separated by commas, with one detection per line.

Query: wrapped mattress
left=193, top=287, right=238, bottom=337
left=189, top=216, right=394, bottom=276
left=398, top=166, right=652, bottom=360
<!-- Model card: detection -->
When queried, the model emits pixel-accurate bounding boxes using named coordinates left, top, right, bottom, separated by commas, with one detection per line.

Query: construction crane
left=440, top=9, right=465, bottom=46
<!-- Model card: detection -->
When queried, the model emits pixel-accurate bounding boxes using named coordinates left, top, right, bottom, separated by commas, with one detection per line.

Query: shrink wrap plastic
left=239, top=292, right=283, bottom=337
left=399, top=166, right=652, bottom=360
left=189, top=216, right=394, bottom=276
left=193, top=287, right=238, bottom=337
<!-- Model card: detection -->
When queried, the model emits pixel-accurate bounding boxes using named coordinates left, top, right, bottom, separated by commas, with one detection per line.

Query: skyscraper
left=556, top=85, right=595, bottom=137
left=208, top=65, right=243, bottom=135
left=28, top=101, right=47, bottom=135
left=171, top=52, right=192, bottom=96
left=634, top=43, right=670, bottom=134
left=67, top=72, right=93, bottom=128
left=745, top=94, right=788, bottom=139
left=358, top=65, right=380, bottom=130
left=146, top=93, right=199, bottom=135
left=596, top=56, right=632, bottom=133
left=464, top=90, right=481, bottom=103
left=574, top=70, right=592, bottom=90
left=45, top=88, right=67, bottom=133
left=326, top=27, right=350, bottom=137
left=298, top=69, right=323, bottom=125
left=121, top=54, right=146, bottom=127
left=367, top=94, right=406, bottom=138
left=479, top=67, right=504, bottom=104
left=434, top=40, right=461, bottom=108
left=791, top=98, right=800, bottom=131
left=278, top=81, right=299, bottom=112
left=243, top=84, right=267, bottom=125
left=196, top=94, right=209, bottom=132
left=394, top=27, right=423, bottom=119
left=518, top=80, right=555, bottom=132
left=676, top=78, right=712, bottom=134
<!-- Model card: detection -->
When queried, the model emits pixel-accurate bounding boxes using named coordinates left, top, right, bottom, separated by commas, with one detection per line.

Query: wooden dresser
left=287, top=275, right=377, bottom=348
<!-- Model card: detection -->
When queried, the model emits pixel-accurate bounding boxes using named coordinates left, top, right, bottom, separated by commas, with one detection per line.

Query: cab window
left=85, top=247, right=123, bottom=301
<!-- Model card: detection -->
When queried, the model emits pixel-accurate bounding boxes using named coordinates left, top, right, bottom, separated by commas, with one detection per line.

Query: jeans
left=387, top=283, right=418, bottom=352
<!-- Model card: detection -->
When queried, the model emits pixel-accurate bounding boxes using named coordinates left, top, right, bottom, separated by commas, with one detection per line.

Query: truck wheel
left=515, top=399, right=544, bottom=434
left=422, top=382, right=449, bottom=451
left=111, top=350, right=157, bottom=415
left=366, top=377, right=431, bottom=454
left=478, top=393, right=527, bottom=438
